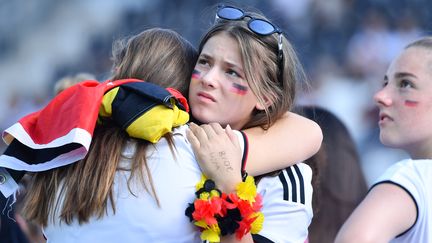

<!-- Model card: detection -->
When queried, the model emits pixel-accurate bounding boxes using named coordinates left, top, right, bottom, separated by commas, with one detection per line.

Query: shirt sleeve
left=371, top=159, right=421, bottom=236
left=372, top=159, right=419, bottom=203
left=253, top=163, right=314, bottom=243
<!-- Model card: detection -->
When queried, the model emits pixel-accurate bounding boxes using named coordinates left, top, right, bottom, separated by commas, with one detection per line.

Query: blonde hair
left=199, top=10, right=306, bottom=129
left=22, top=28, right=198, bottom=226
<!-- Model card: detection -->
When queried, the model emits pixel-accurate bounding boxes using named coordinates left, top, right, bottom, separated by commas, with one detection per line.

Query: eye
left=227, top=69, right=241, bottom=78
left=400, top=79, right=414, bottom=89
left=197, top=57, right=210, bottom=67
left=382, top=80, right=388, bottom=88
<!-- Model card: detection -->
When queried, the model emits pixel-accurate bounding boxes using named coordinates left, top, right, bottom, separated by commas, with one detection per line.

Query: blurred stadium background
left=0, top=0, right=430, bottom=185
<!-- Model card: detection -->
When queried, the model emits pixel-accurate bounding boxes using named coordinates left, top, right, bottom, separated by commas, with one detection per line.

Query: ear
left=255, top=97, right=271, bottom=111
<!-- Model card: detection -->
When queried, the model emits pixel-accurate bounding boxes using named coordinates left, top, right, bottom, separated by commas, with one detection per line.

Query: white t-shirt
left=372, top=159, right=432, bottom=243
left=44, top=126, right=202, bottom=243
left=253, top=163, right=313, bottom=243
left=43, top=125, right=313, bottom=243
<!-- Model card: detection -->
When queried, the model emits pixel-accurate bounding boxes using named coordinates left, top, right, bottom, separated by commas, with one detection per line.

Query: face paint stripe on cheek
left=404, top=100, right=418, bottom=107
left=191, top=69, right=201, bottom=80
left=231, top=82, right=248, bottom=95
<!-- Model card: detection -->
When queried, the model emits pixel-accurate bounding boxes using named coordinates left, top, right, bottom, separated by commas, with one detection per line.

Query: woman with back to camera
left=336, top=37, right=432, bottom=242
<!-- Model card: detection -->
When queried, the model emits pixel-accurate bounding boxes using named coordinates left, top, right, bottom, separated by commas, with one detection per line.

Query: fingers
left=208, top=123, right=225, bottom=135
left=201, top=124, right=218, bottom=139
left=186, top=127, right=200, bottom=152
left=191, top=122, right=225, bottom=140
left=225, top=124, right=240, bottom=147
left=189, top=122, right=235, bottom=146
left=189, top=122, right=209, bottom=142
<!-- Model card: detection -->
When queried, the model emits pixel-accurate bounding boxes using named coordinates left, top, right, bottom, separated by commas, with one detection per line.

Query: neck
left=407, top=143, right=432, bottom=160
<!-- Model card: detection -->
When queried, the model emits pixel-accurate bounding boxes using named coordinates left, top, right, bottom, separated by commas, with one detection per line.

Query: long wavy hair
left=21, top=28, right=198, bottom=226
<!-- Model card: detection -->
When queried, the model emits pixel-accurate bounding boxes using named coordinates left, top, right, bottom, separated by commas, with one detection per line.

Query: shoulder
left=172, top=125, right=189, bottom=136
left=372, top=159, right=432, bottom=239
left=254, top=163, right=313, bottom=242
left=257, top=163, right=312, bottom=204
left=374, top=159, right=432, bottom=200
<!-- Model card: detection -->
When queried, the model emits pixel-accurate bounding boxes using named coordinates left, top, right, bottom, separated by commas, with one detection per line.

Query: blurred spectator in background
left=296, top=106, right=367, bottom=243
left=53, top=72, right=96, bottom=95
left=12, top=179, right=46, bottom=243
left=0, top=195, right=31, bottom=243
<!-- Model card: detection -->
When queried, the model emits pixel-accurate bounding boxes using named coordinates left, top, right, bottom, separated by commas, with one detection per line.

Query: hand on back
left=187, top=123, right=243, bottom=192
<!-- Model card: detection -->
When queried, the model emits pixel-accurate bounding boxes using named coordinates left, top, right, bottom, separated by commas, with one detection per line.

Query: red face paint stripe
left=191, top=69, right=200, bottom=79
left=405, top=100, right=418, bottom=107
left=231, top=83, right=248, bottom=95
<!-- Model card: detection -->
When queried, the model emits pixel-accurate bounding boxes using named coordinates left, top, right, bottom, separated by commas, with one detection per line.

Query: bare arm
left=243, top=111, right=322, bottom=176
left=187, top=112, right=321, bottom=189
left=335, top=183, right=417, bottom=243
left=186, top=112, right=320, bottom=242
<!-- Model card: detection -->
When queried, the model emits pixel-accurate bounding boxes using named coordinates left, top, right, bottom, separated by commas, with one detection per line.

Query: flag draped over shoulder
left=0, top=78, right=189, bottom=175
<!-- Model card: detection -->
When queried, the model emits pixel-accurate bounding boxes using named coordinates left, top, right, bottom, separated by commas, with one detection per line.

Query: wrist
left=185, top=174, right=264, bottom=243
left=217, top=175, right=242, bottom=193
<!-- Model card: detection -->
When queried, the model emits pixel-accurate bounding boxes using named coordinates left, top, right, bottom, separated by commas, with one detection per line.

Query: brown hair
left=111, top=28, right=198, bottom=96
left=198, top=7, right=306, bottom=129
left=22, top=28, right=198, bottom=226
left=297, top=106, right=367, bottom=243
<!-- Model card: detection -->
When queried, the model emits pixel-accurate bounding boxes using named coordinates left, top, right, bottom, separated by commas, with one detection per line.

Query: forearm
left=243, top=112, right=322, bottom=176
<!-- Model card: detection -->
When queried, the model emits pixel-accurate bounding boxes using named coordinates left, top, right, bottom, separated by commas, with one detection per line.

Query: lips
left=197, top=91, right=216, bottom=102
left=379, top=112, right=393, bottom=123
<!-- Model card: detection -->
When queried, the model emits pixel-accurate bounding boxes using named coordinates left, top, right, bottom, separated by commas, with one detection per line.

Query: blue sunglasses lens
left=217, top=7, right=244, bottom=20
left=249, top=19, right=276, bottom=35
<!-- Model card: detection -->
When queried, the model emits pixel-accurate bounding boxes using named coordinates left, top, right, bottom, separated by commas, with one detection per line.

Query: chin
left=380, top=135, right=404, bottom=149
left=191, top=109, right=212, bottom=124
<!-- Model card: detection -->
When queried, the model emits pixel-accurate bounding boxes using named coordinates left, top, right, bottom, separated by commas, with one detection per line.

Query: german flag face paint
left=404, top=100, right=418, bottom=107
left=191, top=69, right=201, bottom=81
left=231, top=82, right=248, bottom=95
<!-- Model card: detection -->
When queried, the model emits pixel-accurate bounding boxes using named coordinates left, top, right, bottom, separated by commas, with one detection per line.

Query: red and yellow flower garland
left=185, top=174, right=264, bottom=242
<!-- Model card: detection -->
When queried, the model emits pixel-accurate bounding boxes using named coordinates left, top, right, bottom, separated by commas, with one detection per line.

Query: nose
left=200, top=67, right=220, bottom=89
left=374, top=87, right=392, bottom=107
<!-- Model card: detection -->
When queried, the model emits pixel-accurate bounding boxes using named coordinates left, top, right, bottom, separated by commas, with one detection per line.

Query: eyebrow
left=199, top=53, right=211, bottom=60
left=394, top=72, right=417, bottom=79
left=384, top=72, right=418, bottom=82
left=201, top=52, right=244, bottom=73
left=226, top=61, right=244, bottom=73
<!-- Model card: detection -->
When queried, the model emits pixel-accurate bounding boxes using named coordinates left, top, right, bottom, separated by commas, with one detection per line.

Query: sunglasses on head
left=216, top=5, right=284, bottom=87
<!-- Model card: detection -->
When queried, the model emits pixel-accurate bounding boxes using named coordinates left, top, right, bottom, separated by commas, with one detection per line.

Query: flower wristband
left=185, top=174, right=264, bottom=242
